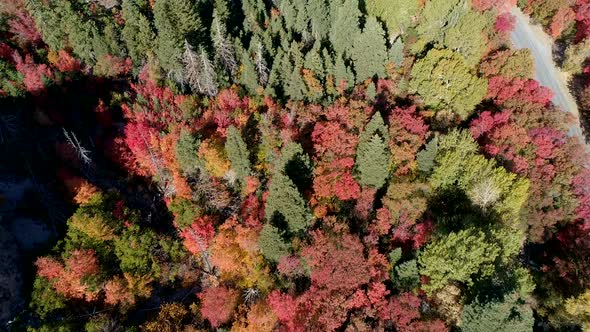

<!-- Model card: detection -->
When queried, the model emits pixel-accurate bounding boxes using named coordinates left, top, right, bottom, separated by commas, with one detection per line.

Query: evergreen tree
left=239, top=49, right=260, bottom=95
left=121, top=0, right=156, bottom=64
left=461, top=295, right=534, bottom=332
left=154, top=0, right=203, bottom=74
left=394, top=259, right=421, bottom=290
left=354, top=113, right=390, bottom=189
left=366, top=0, right=420, bottom=37
left=351, top=16, right=388, bottom=83
left=333, top=55, right=355, bottom=89
left=307, top=0, right=330, bottom=40
left=329, top=0, right=361, bottom=58
left=265, top=143, right=312, bottom=234
left=225, top=126, right=251, bottom=187
left=417, top=136, right=438, bottom=175
left=258, top=224, right=290, bottom=262
left=176, top=129, right=201, bottom=175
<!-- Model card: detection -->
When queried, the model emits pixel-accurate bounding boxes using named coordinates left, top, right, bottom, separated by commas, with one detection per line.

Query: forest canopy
left=0, top=0, right=590, bottom=331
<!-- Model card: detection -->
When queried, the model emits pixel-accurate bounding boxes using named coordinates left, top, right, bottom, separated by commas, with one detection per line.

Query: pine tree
left=329, top=0, right=361, bottom=58
left=225, top=126, right=251, bottom=187
left=417, top=136, right=438, bottom=175
left=333, top=54, right=355, bottom=89
left=354, top=113, right=390, bottom=189
left=258, top=223, right=290, bottom=262
left=176, top=129, right=201, bottom=175
left=307, top=0, right=330, bottom=40
left=265, top=155, right=312, bottom=234
left=239, top=49, right=260, bottom=95
left=351, top=16, right=388, bottom=83
left=154, top=0, right=203, bottom=74
left=461, top=295, right=534, bottom=332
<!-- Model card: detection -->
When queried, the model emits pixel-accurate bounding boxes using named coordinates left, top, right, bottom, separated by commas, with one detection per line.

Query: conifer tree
left=265, top=144, right=312, bottom=234
left=258, top=224, right=290, bottom=262
left=307, top=0, right=330, bottom=40
left=239, top=49, right=260, bottom=95
left=329, top=0, right=361, bottom=58
left=333, top=55, right=355, bottom=89
left=154, top=0, right=203, bottom=74
left=354, top=113, right=390, bottom=189
left=461, top=295, right=534, bottom=332
left=366, top=0, right=420, bottom=37
left=176, top=129, right=201, bottom=175
left=351, top=16, right=388, bottom=83
left=225, top=126, right=251, bottom=187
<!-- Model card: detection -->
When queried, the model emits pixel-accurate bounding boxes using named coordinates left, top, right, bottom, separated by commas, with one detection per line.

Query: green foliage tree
left=351, top=16, right=388, bottom=83
left=265, top=144, right=312, bottom=233
left=329, top=0, right=361, bottom=57
left=354, top=112, right=390, bottom=189
left=175, top=129, right=201, bottom=175
left=122, top=0, right=156, bottom=66
left=419, top=227, right=501, bottom=294
left=417, top=136, right=438, bottom=175
left=258, top=223, right=290, bottom=262
left=225, top=125, right=251, bottom=187
left=114, top=226, right=160, bottom=276
left=153, top=0, right=203, bottom=74
left=443, top=10, right=491, bottom=67
left=366, top=0, right=420, bottom=37
left=461, top=294, right=534, bottom=332
left=29, top=277, right=67, bottom=319
left=412, top=0, right=464, bottom=53
left=394, top=259, right=421, bottom=290
left=409, top=49, right=487, bottom=119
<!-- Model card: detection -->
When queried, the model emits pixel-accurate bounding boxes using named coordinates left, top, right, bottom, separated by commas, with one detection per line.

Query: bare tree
left=182, top=40, right=204, bottom=93
left=63, top=128, right=92, bottom=165
left=182, top=40, right=218, bottom=96
left=469, top=177, right=501, bottom=212
left=255, top=42, right=269, bottom=86
left=211, top=16, right=238, bottom=78
left=199, top=48, right=218, bottom=96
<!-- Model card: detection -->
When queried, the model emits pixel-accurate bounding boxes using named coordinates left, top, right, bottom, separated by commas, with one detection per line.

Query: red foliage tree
left=13, top=52, right=51, bottom=95
left=495, top=12, right=516, bottom=35
left=383, top=292, right=449, bottom=332
left=48, top=50, right=82, bottom=73
left=180, top=216, right=216, bottom=255
left=549, top=7, right=576, bottom=38
left=388, top=105, right=428, bottom=176
left=35, top=249, right=101, bottom=301
left=200, top=286, right=239, bottom=328
left=487, top=76, right=554, bottom=106
left=8, top=9, right=42, bottom=45
left=312, top=117, right=361, bottom=201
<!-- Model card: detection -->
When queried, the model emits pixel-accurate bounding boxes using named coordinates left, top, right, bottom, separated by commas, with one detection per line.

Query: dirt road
left=509, top=7, right=583, bottom=137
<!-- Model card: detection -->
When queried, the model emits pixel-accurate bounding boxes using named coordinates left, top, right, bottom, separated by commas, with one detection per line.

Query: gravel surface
left=510, top=7, right=583, bottom=137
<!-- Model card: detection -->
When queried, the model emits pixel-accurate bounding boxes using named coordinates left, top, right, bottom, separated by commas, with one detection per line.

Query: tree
left=366, top=0, right=420, bottom=37
left=351, top=16, right=388, bottom=82
left=225, top=125, right=251, bottom=187
left=413, top=0, right=463, bottom=52
left=479, top=49, right=534, bottom=79
left=200, top=286, right=239, bottom=328
left=419, top=228, right=501, bottom=294
left=443, top=10, right=491, bottom=67
left=175, top=129, right=201, bottom=175
left=258, top=223, right=290, bottom=262
left=182, top=41, right=218, bottom=96
left=153, top=0, right=202, bottom=74
left=354, top=112, right=390, bottom=189
left=121, top=0, right=156, bottom=65
left=461, top=294, right=534, bottom=332
left=410, top=49, right=487, bottom=119
left=142, top=303, right=188, bottom=332
left=265, top=171, right=311, bottom=234
left=329, top=0, right=361, bottom=57
left=211, top=10, right=238, bottom=78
